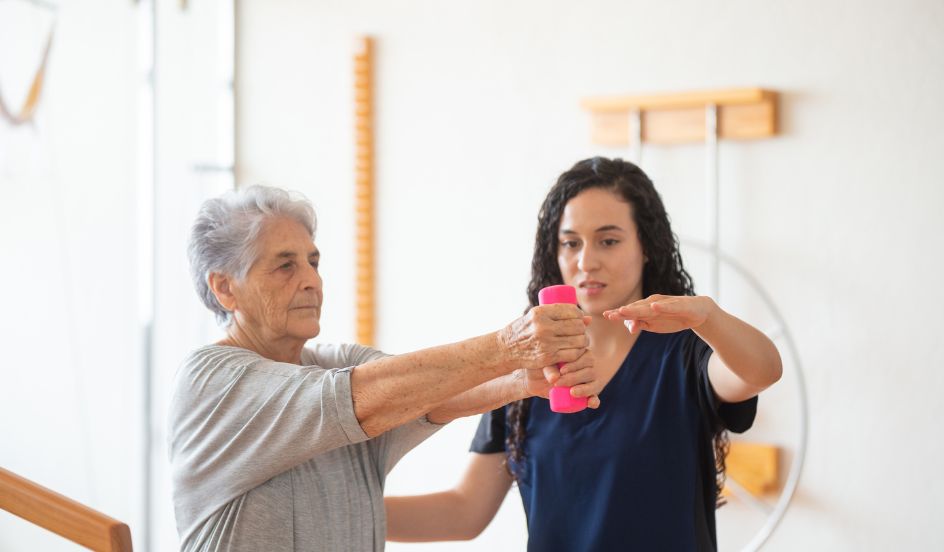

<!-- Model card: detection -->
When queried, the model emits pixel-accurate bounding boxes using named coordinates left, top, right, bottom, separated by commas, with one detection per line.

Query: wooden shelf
left=723, top=441, right=781, bottom=497
left=581, top=87, right=778, bottom=146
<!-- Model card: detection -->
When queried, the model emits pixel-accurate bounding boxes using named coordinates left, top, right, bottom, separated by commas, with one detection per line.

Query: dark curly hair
left=505, top=156, right=730, bottom=507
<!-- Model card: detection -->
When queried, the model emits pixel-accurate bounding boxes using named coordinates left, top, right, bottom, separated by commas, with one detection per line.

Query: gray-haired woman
left=167, top=185, right=599, bottom=552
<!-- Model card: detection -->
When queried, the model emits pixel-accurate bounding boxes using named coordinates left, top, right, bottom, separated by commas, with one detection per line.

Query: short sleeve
left=168, top=346, right=371, bottom=533
left=683, top=331, right=758, bottom=434
left=321, top=344, right=447, bottom=475
left=469, top=407, right=507, bottom=454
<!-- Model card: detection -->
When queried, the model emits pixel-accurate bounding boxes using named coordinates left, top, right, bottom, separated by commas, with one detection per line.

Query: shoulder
left=176, top=346, right=305, bottom=397
left=183, top=344, right=267, bottom=375
left=469, top=406, right=509, bottom=454
left=303, top=342, right=389, bottom=369
left=664, top=328, right=702, bottom=349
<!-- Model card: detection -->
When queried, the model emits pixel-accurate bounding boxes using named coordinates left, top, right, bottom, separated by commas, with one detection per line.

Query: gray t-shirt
left=168, top=343, right=443, bottom=552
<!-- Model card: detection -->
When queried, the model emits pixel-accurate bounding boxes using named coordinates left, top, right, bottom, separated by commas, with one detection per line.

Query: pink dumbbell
left=538, top=285, right=588, bottom=414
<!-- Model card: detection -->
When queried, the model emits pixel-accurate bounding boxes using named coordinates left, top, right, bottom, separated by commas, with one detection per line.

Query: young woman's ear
left=208, top=272, right=237, bottom=312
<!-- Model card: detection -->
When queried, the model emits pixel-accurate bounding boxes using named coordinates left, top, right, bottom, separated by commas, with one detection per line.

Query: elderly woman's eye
left=280, top=262, right=294, bottom=270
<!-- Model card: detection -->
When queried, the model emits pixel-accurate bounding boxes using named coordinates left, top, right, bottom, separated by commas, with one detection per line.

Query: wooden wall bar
left=353, top=36, right=375, bottom=346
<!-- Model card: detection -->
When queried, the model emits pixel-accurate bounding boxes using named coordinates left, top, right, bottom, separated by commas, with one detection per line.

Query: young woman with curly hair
left=385, top=157, right=782, bottom=551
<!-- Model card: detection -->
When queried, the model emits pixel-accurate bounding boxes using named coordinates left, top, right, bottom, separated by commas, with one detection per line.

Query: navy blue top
left=470, top=330, right=757, bottom=552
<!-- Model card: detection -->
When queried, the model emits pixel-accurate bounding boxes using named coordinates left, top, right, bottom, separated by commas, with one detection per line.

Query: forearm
left=695, top=302, right=783, bottom=395
left=427, top=370, right=529, bottom=424
left=351, top=332, right=512, bottom=437
left=386, top=453, right=512, bottom=542
left=385, top=492, right=479, bottom=542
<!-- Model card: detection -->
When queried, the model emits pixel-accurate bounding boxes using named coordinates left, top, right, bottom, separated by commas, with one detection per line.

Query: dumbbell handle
left=538, top=285, right=588, bottom=414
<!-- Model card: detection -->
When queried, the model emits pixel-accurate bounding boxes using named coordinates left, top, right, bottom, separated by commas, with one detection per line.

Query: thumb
left=582, top=315, right=592, bottom=327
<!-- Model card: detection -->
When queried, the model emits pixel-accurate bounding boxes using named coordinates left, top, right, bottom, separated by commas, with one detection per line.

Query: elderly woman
left=168, top=185, right=597, bottom=552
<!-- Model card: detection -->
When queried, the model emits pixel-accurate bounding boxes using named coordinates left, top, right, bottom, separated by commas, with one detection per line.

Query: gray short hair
left=188, top=185, right=317, bottom=325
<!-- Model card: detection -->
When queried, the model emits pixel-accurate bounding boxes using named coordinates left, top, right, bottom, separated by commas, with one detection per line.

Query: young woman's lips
left=579, top=281, right=606, bottom=296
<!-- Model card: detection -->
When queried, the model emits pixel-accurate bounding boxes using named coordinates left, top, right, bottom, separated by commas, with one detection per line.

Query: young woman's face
left=557, top=188, right=646, bottom=315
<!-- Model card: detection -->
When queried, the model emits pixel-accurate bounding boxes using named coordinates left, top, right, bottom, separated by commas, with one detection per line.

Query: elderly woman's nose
left=300, top=263, right=322, bottom=289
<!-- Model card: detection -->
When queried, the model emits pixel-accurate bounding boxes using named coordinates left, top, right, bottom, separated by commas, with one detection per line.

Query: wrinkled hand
left=603, top=294, right=716, bottom=334
left=499, top=304, right=591, bottom=371
left=534, top=348, right=602, bottom=409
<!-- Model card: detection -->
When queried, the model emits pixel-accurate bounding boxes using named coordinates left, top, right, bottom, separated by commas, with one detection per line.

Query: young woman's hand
left=524, top=348, right=602, bottom=409
left=603, top=294, right=717, bottom=335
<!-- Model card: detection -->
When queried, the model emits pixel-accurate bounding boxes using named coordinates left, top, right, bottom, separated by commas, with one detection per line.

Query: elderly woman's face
left=231, top=217, right=323, bottom=341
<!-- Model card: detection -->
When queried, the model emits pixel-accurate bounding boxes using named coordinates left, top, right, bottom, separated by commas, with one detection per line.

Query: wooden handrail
left=0, top=467, right=133, bottom=552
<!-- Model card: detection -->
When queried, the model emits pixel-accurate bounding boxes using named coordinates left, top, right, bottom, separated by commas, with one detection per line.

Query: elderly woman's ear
left=208, top=272, right=237, bottom=312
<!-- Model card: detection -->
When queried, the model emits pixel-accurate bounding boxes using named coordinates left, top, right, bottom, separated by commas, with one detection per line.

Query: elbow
left=454, top=521, right=489, bottom=541
left=449, top=496, right=492, bottom=541
left=352, top=393, right=382, bottom=437
left=766, top=347, right=784, bottom=387
left=770, top=361, right=784, bottom=386
left=358, top=416, right=384, bottom=439
left=353, top=391, right=390, bottom=438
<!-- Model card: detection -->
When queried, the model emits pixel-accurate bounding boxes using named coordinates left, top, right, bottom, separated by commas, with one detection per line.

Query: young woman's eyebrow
left=559, top=225, right=625, bottom=234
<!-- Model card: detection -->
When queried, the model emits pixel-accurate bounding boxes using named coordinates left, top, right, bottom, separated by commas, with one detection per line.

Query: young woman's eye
left=560, top=240, right=579, bottom=249
left=601, top=239, right=620, bottom=247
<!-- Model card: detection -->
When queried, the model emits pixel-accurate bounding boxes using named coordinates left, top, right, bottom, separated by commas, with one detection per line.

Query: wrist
left=694, top=296, right=725, bottom=339
left=508, top=369, right=531, bottom=401
left=491, top=328, right=518, bottom=375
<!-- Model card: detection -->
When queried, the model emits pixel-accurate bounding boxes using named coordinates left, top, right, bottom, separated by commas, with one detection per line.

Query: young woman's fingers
left=587, top=395, right=601, bottom=409
left=569, top=382, right=602, bottom=398
left=650, top=299, right=685, bottom=314
left=558, top=348, right=592, bottom=374
left=603, top=310, right=627, bottom=321
left=542, top=365, right=561, bottom=384
left=625, top=319, right=650, bottom=335
left=617, top=304, right=657, bottom=319
left=555, top=366, right=595, bottom=388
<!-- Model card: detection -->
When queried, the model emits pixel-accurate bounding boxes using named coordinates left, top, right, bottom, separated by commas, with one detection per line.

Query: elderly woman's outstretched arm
left=351, top=303, right=588, bottom=437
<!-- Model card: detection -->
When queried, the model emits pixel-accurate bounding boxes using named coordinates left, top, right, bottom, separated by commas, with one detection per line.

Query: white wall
left=236, top=0, right=944, bottom=551
left=3, top=0, right=939, bottom=550
left=0, top=1, right=232, bottom=551
left=148, top=0, right=235, bottom=548
left=0, top=1, right=144, bottom=550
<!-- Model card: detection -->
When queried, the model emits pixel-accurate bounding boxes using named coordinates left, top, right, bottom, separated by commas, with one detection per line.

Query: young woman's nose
left=577, top=244, right=600, bottom=272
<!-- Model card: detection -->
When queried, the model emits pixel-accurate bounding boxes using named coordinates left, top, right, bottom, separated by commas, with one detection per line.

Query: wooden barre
left=0, top=467, right=133, bottom=551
